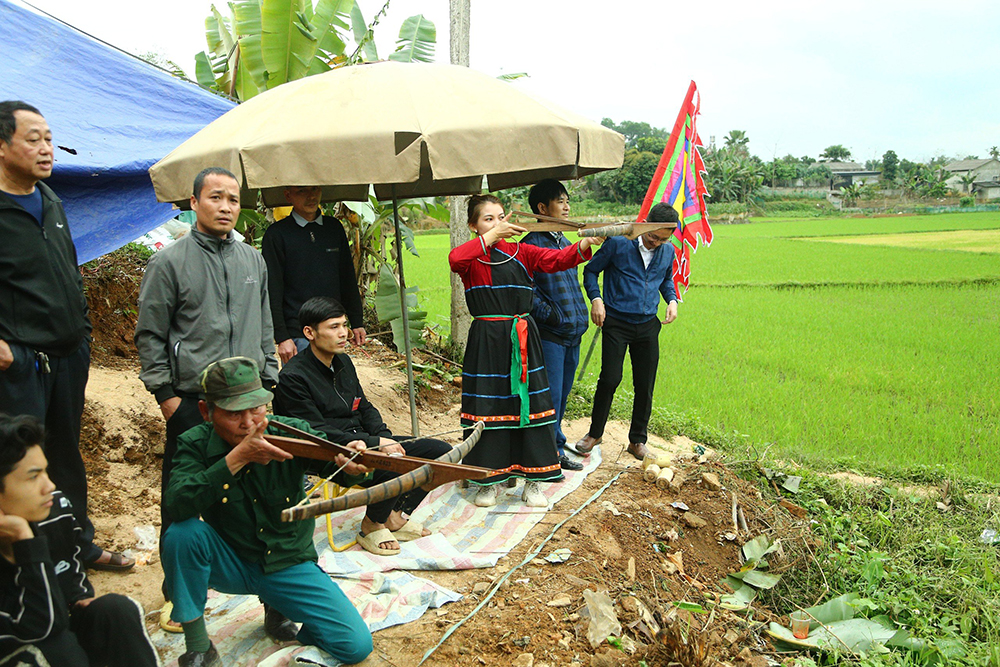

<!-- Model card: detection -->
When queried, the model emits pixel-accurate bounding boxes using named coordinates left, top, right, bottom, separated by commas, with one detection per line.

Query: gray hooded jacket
left=135, top=228, right=279, bottom=402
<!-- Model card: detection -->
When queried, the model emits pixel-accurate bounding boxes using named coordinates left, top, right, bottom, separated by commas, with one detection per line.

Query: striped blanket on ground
left=157, top=448, right=601, bottom=666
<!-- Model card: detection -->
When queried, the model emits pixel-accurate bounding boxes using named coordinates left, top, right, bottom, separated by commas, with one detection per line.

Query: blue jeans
left=293, top=337, right=310, bottom=352
left=539, top=338, right=581, bottom=455
left=162, top=519, right=372, bottom=664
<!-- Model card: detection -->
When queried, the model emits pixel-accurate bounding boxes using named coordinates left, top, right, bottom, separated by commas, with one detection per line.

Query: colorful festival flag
left=637, top=80, right=712, bottom=300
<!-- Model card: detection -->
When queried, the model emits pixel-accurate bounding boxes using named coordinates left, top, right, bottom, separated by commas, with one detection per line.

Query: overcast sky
left=22, top=0, right=1000, bottom=163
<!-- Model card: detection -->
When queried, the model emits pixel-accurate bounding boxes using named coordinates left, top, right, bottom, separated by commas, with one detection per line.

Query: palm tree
left=820, top=145, right=852, bottom=162
left=724, top=130, right=749, bottom=154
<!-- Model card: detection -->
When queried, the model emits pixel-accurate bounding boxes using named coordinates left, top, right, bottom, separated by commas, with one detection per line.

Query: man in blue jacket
left=571, top=203, right=679, bottom=461
left=521, top=180, right=587, bottom=471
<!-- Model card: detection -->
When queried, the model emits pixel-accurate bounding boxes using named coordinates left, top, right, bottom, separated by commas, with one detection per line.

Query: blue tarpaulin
left=0, top=0, right=235, bottom=263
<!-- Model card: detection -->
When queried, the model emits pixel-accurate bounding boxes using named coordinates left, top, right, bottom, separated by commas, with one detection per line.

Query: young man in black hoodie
left=0, top=414, right=160, bottom=666
left=272, top=297, right=451, bottom=556
left=0, top=100, right=131, bottom=571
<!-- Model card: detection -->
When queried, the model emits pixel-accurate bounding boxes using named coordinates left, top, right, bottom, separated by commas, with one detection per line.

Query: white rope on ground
left=417, top=470, right=625, bottom=665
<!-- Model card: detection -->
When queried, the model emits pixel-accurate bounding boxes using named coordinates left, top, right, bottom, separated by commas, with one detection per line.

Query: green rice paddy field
left=404, top=212, right=1000, bottom=483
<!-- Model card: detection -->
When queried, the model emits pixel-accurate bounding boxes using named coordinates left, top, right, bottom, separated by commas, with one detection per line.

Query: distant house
left=943, top=158, right=1000, bottom=192
left=811, top=161, right=881, bottom=189
left=973, top=180, right=1000, bottom=201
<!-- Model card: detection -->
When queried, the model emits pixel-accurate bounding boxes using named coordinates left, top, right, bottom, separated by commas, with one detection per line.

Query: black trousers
left=364, top=437, right=452, bottom=524
left=27, top=594, right=159, bottom=667
left=0, top=340, right=101, bottom=562
left=589, top=314, right=661, bottom=445
left=159, top=395, right=205, bottom=545
left=158, top=395, right=204, bottom=602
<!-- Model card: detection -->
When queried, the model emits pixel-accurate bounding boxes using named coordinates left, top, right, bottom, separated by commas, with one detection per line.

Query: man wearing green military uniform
left=161, top=356, right=373, bottom=667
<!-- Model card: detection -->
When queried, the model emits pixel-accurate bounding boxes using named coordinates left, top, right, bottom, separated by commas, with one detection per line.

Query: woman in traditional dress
left=449, top=195, right=601, bottom=507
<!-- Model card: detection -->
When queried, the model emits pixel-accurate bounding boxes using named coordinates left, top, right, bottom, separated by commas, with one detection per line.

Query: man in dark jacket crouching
left=0, top=414, right=159, bottom=666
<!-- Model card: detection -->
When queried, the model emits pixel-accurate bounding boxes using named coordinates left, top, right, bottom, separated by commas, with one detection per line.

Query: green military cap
left=200, top=356, right=273, bottom=411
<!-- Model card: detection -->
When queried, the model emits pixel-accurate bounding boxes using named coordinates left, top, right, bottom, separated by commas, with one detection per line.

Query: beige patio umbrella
left=149, top=61, right=625, bottom=435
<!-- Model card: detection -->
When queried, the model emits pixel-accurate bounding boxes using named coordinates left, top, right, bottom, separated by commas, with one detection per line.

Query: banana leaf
left=389, top=14, right=435, bottom=63
left=260, top=0, right=316, bottom=86
left=718, top=583, right=757, bottom=611
left=766, top=593, right=945, bottom=660
left=374, top=264, right=426, bottom=350
left=350, top=2, right=377, bottom=61
left=194, top=52, right=217, bottom=88
left=767, top=618, right=899, bottom=654
left=742, top=535, right=779, bottom=565
left=312, top=0, right=350, bottom=55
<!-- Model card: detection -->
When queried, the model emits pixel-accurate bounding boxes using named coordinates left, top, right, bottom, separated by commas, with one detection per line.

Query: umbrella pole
left=392, top=193, right=420, bottom=437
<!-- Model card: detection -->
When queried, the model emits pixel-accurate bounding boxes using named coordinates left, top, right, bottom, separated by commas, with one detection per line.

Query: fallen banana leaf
left=740, top=570, right=782, bottom=589
left=742, top=534, right=779, bottom=565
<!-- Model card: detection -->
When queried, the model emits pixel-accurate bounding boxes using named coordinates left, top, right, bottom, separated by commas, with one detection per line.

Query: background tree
left=958, top=172, right=977, bottom=193
left=138, top=51, right=187, bottom=78
left=635, top=136, right=667, bottom=155
left=764, top=155, right=799, bottom=187
left=840, top=183, right=862, bottom=207
left=881, top=150, right=899, bottom=181
left=820, top=144, right=852, bottom=161
left=990, top=146, right=999, bottom=160
left=593, top=148, right=659, bottom=204
left=600, top=118, right=668, bottom=150
left=723, top=129, right=749, bottom=155
left=704, top=148, right=763, bottom=205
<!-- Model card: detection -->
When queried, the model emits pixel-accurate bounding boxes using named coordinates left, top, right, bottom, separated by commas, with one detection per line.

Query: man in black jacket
left=0, top=414, right=159, bottom=666
left=0, top=100, right=131, bottom=571
left=272, top=297, right=450, bottom=556
left=261, top=186, right=366, bottom=365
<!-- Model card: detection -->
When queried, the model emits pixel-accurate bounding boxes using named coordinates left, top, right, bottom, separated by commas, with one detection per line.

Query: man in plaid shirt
left=520, top=180, right=588, bottom=471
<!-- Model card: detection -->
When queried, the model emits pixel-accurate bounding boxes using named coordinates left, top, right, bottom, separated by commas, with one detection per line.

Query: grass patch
left=812, top=229, right=1000, bottom=254
left=403, top=213, right=1000, bottom=484
left=722, top=211, right=1000, bottom=239
left=755, top=469, right=1000, bottom=665
left=586, top=283, right=1000, bottom=483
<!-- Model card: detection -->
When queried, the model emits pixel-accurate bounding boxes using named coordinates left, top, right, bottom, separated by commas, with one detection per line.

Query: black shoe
left=559, top=454, right=584, bottom=471
left=264, top=603, right=298, bottom=642
left=179, top=642, right=220, bottom=667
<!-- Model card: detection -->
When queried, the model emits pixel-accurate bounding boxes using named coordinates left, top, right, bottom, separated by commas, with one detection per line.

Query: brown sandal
left=87, top=550, right=136, bottom=572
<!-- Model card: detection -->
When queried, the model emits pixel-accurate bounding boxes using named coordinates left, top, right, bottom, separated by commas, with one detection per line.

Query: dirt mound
left=81, top=246, right=147, bottom=367
left=385, top=451, right=784, bottom=667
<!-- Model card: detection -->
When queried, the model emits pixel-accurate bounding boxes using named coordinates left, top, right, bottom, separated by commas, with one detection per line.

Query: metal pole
left=392, top=191, right=420, bottom=436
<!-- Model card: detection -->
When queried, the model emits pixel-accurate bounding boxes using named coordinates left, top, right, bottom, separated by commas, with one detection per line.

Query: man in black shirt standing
left=261, top=186, right=366, bottom=364
left=0, top=100, right=131, bottom=571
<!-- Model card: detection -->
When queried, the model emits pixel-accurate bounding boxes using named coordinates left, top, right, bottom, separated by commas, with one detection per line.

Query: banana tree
left=192, top=2, right=438, bottom=295
left=332, top=196, right=446, bottom=354
left=335, top=196, right=448, bottom=298
left=194, top=0, right=436, bottom=100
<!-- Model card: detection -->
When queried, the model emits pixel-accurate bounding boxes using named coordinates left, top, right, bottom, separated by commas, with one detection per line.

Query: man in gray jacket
left=135, top=167, right=279, bottom=612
